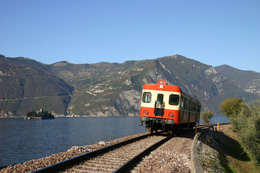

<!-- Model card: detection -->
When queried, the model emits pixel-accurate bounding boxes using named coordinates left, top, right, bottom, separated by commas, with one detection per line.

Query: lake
left=0, top=117, right=146, bottom=167
left=0, top=115, right=230, bottom=168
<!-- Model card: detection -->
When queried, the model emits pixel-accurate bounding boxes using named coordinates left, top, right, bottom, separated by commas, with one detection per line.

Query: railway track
left=32, top=123, right=230, bottom=173
left=33, top=133, right=171, bottom=173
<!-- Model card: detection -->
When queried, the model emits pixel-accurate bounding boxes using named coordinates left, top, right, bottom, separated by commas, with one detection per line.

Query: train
left=139, top=80, right=201, bottom=134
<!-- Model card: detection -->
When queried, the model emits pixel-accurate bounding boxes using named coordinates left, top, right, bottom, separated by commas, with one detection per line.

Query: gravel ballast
left=131, top=132, right=195, bottom=173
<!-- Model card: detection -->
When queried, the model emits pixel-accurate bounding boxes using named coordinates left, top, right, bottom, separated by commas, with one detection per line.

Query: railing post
left=217, top=122, right=219, bottom=131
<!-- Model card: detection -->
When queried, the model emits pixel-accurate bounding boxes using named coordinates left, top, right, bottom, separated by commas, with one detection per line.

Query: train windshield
left=169, top=94, right=179, bottom=105
left=142, top=92, right=151, bottom=103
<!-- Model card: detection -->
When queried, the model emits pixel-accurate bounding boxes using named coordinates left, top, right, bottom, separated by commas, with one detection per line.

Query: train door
left=194, top=102, right=198, bottom=123
left=187, top=99, right=191, bottom=129
left=154, top=93, right=165, bottom=116
left=195, top=103, right=201, bottom=124
left=180, top=96, right=184, bottom=123
left=182, top=96, right=188, bottom=122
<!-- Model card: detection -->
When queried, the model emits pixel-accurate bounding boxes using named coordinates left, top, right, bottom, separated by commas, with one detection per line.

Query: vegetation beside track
left=219, top=97, right=260, bottom=170
left=199, top=125, right=258, bottom=172
left=219, top=126, right=258, bottom=172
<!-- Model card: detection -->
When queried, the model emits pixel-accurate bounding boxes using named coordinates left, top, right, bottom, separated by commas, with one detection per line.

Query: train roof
left=143, top=80, right=181, bottom=92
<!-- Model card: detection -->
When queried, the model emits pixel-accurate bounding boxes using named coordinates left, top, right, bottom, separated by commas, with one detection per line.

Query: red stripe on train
left=140, top=107, right=180, bottom=124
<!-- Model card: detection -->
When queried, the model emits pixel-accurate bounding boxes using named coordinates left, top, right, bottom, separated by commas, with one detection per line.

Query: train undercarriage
left=140, top=117, right=196, bottom=135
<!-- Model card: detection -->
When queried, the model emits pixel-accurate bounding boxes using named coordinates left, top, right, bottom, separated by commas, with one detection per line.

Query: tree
left=219, top=97, right=244, bottom=118
left=200, top=109, right=214, bottom=124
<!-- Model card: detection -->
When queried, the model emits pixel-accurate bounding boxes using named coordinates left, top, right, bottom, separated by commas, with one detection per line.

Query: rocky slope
left=49, top=54, right=257, bottom=116
left=0, top=55, right=73, bottom=116
left=0, top=54, right=258, bottom=117
left=215, top=65, right=260, bottom=96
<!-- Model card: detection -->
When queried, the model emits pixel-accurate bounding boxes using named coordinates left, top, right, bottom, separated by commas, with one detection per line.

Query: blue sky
left=1, top=0, right=259, bottom=72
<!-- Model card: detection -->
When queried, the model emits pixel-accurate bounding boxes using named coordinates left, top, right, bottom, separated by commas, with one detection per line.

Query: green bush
left=200, top=109, right=214, bottom=124
left=230, top=102, right=250, bottom=132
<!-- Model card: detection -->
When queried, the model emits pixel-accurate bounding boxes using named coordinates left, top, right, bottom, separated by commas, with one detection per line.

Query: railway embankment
left=192, top=124, right=257, bottom=173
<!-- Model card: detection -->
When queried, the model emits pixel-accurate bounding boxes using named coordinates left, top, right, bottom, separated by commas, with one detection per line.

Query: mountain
left=0, top=55, right=73, bottom=117
left=215, top=65, right=260, bottom=96
left=49, top=54, right=257, bottom=116
left=0, top=54, right=258, bottom=117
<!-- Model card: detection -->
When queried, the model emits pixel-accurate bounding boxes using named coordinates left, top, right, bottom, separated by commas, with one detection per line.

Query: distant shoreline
left=0, top=115, right=139, bottom=119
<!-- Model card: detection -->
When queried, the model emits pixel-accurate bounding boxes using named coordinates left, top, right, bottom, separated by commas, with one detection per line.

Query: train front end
left=139, top=80, right=182, bottom=132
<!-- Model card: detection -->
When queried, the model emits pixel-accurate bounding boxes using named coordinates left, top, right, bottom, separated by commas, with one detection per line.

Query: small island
left=25, top=109, right=55, bottom=120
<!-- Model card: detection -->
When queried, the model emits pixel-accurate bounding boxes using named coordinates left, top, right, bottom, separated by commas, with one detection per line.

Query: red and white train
left=140, top=80, right=201, bottom=133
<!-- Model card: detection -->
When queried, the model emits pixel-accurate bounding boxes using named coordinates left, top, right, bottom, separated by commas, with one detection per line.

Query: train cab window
left=156, top=94, right=164, bottom=105
left=169, top=94, right=179, bottom=105
left=142, top=92, right=152, bottom=103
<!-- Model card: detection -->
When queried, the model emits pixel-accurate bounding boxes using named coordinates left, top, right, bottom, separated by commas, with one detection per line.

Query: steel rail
left=32, top=133, right=151, bottom=173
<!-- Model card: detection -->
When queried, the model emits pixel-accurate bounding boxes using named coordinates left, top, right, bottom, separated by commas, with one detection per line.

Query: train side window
left=142, top=92, right=151, bottom=103
left=192, top=102, right=196, bottom=111
left=169, top=94, right=179, bottom=105
left=197, top=105, right=201, bottom=113
left=187, top=99, right=190, bottom=110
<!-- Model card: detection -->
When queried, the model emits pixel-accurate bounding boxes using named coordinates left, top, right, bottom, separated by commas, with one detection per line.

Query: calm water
left=0, top=117, right=146, bottom=167
left=0, top=115, right=230, bottom=167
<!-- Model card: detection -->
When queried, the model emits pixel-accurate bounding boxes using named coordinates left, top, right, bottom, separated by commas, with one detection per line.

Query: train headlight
left=169, top=113, right=174, bottom=117
left=144, top=110, right=149, bottom=115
